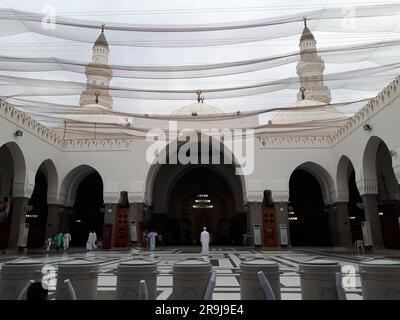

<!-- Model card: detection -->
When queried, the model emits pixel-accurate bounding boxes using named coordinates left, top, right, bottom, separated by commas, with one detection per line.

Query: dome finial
left=101, top=24, right=105, bottom=33
left=303, top=17, right=307, bottom=27
left=196, top=90, right=202, bottom=103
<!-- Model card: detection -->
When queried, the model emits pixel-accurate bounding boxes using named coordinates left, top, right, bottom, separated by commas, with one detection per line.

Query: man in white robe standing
left=86, top=231, right=93, bottom=251
left=91, top=230, right=97, bottom=249
left=200, top=227, right=210, bottom=257
left=63, top=231, right=72, bottom=251
left=148, top=230, right=158, bottom=252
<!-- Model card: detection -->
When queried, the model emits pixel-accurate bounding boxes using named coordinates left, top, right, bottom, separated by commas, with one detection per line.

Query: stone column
left=247, top=202, right=263, bottom=246
left=7, top=197, right=30, bottom=249
left=335, top=202, right=353, bottom=248
left=103, top=203, right=117, bottom=247
left=362, top=194, right=385, bottom=249
left=59, top=207, right=72, bottom=233
left=274, top=202, right=291, bottom=247
left=129, top=202, right=144, bottom=244
left=328, top=205, right=338, bottom=246
left=328, top=203, right=353, bottom=248
left=45, top=204, right=62, bottom=239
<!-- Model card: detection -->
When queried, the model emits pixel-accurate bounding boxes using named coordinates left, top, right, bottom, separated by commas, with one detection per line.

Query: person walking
left=200, top=227, right=210, bottom=257
left=148, top=230, right=158, bottom=251
left=63, top=231, right=71, bottom=251
left=54, top=232, right=63, bottom=251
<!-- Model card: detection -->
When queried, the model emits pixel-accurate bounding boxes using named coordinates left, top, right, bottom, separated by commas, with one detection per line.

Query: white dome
left=171, top=102, right=224, bottom=116
left=271, top=100, right=346, bottom=125
left=60, top=104, right=130, bottom=125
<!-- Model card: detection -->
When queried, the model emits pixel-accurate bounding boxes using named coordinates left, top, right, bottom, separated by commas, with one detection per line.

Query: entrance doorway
left=69, top=172, right=104, bottom=246
left=289, top=169, right=331, bottom=246
left=150, top=164, right=246, bottom=245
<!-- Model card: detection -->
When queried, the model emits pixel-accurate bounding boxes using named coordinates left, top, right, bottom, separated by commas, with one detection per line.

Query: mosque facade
left=0, top=23, right=399, bottom=250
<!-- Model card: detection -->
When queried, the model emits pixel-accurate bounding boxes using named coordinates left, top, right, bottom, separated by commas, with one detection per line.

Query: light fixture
left=193, top=204, right=213, bottom=209
left=94, top=91, right=100, bottom=104
left=288, top=211, right=295, bottom=215
left=378, top=212, right=383, bottom=216
left=195, top=199, right=211, bottom=203
left=349, top=216, right=356, bottom=220
left=363, top=124, right=372, bottom=131
left=14, top=130, right=23, bottom=137
left=288, top=217, right=298, bottom=221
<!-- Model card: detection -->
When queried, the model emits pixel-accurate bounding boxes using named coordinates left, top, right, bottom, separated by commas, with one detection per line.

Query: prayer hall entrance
left=149, top=164, right=247, bottom=246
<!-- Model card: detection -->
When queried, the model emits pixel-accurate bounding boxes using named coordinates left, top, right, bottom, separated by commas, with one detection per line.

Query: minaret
left=296, top=18, right=331, bottom=104
left=80, top=24, right=113, bottom=109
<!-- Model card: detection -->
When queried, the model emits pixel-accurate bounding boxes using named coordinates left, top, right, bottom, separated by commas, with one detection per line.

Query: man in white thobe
left=46, top=237, right=52, bottom=251
left=63, top=231, right=71, bottom=251
left=86, top=231, right=93, bottom=251
left=91, top=231, right=97, bottom=249
left=200, top=227, right=210, bottom=257
left=148, top=230, right=158, bottom=251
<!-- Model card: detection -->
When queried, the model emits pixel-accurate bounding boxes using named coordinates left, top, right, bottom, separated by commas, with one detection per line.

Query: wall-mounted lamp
left=363, top=124, right=372, bottom=131
left=14, top=130, right=23, bottom=137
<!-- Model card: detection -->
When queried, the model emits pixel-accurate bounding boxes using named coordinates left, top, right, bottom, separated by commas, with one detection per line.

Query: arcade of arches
left=0, top=137, right=399, bottom=250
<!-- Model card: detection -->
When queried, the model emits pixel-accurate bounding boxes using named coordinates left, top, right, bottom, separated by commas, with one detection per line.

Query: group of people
left=47, top=231, right=71, bottom=252
left=45, top=230, right=99, bottom=252
left=144, top=226, right=210, bottom=257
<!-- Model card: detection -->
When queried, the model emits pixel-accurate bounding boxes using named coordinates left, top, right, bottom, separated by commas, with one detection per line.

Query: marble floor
left=1, top=246, right=399, bottom=300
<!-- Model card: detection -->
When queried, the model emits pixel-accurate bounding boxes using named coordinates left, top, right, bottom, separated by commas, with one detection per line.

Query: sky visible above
left=0, top=0, right=399, bottom=122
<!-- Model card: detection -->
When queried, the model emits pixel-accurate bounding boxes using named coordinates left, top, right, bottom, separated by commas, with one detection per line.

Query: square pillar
left=335, top=202, right=353, bottom=248
left=362, top=194, right=385, bottom=249
left=7, top=197, right=30, bottom=249
left=247, top=202, right=263, bottom=246
left=274, top=202, right=291, bottom=247
left=103, top=203, right=117, bottom=247
left=328, top=203, right=353, bottom=248
left=129, top=202, right=144, bottom=244
left=45, top=204, right=62, bottom=239
left=59, top=207, right=72, bottom=233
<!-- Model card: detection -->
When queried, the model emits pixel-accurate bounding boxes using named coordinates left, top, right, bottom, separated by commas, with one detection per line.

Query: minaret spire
left=79, top=29, right=113, bottom=109
left=296, top=20, right=331, bottom=104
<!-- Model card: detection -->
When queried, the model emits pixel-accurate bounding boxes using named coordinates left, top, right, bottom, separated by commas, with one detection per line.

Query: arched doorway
left=288, top=169, right=331, bottom=246
left=375, top=141, right=400, bottom=248
left=347, top=170, right=365, bottom=243
left=150, top=164, right=246, bottom=245
left=26, top=169, right=48, bottom=248
left=0, top=143, right=26, bottom=249
left=60, top=167, right=104, bottom=247
left=0, top=145, right=15, bottom=249
left=362, top=136, right=400, bottom=249
left=25, top=160, right=58, bottom=248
